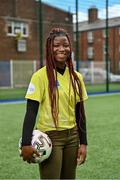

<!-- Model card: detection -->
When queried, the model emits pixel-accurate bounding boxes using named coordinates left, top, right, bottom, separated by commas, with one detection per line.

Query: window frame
left=7, top=21, right=29, bottom=38
left=87, top=31, right=94, bottom=43
left=87, top=46, right=94, bottom=59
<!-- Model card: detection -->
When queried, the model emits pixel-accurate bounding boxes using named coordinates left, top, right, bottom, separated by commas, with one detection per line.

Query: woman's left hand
left=77, top=144, right=87, bottom=165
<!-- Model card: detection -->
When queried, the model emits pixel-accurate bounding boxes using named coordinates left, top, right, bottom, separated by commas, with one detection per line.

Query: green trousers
left=39, top=126, right=79, bottom=179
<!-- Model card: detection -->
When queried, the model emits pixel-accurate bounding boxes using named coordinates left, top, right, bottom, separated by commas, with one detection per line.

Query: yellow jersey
left=25, top=66, right=88, bottom=132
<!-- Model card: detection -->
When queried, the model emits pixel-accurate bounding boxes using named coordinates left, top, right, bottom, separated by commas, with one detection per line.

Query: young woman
left=21, top=27, right=88, bottom=179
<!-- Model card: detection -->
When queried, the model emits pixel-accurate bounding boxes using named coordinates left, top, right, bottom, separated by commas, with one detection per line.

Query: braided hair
left=46, top=28, right=83, bottom=128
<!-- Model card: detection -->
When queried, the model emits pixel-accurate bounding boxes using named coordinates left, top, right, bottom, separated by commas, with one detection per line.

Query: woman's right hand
left=21, top=145, right=40, bottom=163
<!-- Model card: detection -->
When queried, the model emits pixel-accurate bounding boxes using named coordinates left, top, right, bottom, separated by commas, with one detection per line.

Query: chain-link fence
left=0, top=60, right=38, bottom=88
left=1, top=60, right=120, bottom=88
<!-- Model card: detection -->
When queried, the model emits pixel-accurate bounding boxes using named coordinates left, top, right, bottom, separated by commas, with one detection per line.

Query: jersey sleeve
left=25, top=72, right=44, bottom=103
left=77, top=72, right=88, bottom=102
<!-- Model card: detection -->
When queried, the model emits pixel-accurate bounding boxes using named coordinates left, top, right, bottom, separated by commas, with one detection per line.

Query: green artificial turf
left=0, top=94, right=120, bottom=179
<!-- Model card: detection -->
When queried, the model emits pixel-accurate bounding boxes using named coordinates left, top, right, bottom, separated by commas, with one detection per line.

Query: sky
left=41, top=0, right=120, bottom=22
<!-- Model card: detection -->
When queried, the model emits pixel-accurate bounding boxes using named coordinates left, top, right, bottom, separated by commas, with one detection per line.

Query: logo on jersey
left=26, top=82, right=35, bottom=94
left=56, top=80, right=60, bottom=87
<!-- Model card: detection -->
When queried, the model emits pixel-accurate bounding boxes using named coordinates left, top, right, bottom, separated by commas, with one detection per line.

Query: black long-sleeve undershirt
left=22, top=99, right=39, bottom=146
left=75, top=101, right=87, bottom=145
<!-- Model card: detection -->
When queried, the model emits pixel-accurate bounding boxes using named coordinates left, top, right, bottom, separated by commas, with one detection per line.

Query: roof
left=74, top=16, right=120, bottom=32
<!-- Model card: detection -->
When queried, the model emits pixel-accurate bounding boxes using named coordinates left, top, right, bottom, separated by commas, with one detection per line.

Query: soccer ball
left=19, top=130, right=52, bottom=163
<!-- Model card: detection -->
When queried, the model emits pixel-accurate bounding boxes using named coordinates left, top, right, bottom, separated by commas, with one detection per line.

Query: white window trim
left=7, top=21, right=29, bottom=38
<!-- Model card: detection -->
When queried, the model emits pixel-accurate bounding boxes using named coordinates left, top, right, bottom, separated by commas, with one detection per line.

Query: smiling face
left=53, top=35, right=70, bottom=65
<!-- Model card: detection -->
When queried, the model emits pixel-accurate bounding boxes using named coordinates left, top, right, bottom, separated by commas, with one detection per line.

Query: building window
left=8, top=24, right=12, bottom=34
left=103, top=29, right=106, bottom=38
left=7, top=21, right=29, bottom=37
left=23, top=27, right=27, bottom=35
left=103, top=29, right=109, bottom=38
left=103, top=43, right=106, bottom=55
left=73, top=33, right=76, bottom=42
left=87, top=47, right=94, bottom=59
left=87, top=31, right=94, bottom=43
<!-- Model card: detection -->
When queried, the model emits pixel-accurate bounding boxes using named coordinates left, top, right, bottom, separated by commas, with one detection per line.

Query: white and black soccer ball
left=19, top=130, right=52, bottom=163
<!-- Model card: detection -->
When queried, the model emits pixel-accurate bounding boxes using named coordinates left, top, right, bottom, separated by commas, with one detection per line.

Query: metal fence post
left=105, top=0, right=109, bottom=92
left=75, top=0, right=79, bottom=71
left=39, top=0, right=43, bottom=68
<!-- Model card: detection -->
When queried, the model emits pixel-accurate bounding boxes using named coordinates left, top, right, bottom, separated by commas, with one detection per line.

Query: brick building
left=74, top=7, right=120, bottom=73
left=0, top=0, right=73, bottom=63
